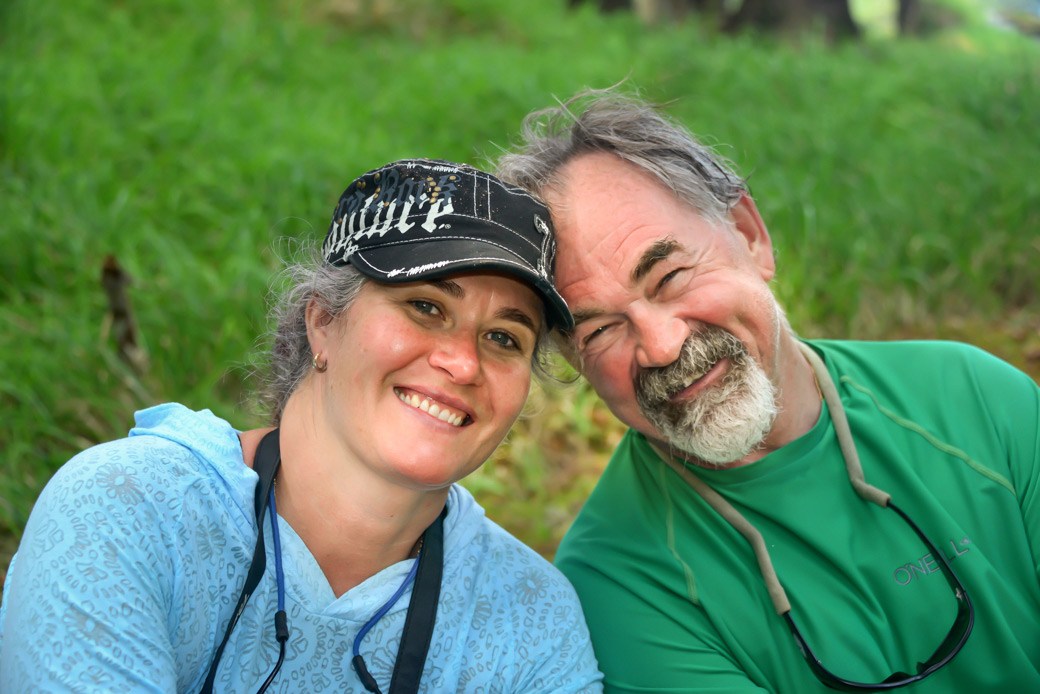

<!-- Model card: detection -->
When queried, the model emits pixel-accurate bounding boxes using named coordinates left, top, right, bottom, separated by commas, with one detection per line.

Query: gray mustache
left=635, top=327, right=747, bottom=409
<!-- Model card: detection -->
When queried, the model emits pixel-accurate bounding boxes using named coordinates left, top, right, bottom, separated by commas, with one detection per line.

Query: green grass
left=1, top=0, right=1038, bottom=564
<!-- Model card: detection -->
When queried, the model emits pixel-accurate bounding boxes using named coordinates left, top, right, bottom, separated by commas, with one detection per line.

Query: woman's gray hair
left=257, top=244, right=555, bottom=424
left=494, top=88, right=748, bottom=226
left=258, top=243, right=366, bottom=424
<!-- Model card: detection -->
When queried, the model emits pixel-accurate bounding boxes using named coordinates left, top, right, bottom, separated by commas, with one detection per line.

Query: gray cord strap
left=650, top=341, right=894, bottom=616
left=796, top=342, right=890, bottom=508
left=651, top=442, right=791, bottom=615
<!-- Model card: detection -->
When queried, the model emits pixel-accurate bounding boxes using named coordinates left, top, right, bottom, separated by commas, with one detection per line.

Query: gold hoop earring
left=312, top=352, right=328, bottom=373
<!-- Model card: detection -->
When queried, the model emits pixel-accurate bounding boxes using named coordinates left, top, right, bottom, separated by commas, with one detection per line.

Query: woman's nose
left=428, top=332, right=482, bottom=383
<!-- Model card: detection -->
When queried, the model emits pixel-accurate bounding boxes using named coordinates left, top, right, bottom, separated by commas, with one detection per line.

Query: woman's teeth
left=395, top=389, right=466, bottom=426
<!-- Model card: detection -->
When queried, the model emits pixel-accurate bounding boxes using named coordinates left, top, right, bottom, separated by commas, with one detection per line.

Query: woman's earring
left=312, top=352, right=328, bottom=373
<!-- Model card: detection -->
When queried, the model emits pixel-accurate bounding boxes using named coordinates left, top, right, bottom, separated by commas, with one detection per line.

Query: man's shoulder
left=810, top=337, right=995, bottom=362
left=808, top=338, right=1031, bottom=389
left=810, top=338, right=1038, bottom=464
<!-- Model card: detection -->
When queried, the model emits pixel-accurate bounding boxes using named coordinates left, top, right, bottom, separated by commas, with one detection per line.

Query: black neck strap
left=201, top=428, right=445, bottom=694
left=389, top=503, right=444, bottom=693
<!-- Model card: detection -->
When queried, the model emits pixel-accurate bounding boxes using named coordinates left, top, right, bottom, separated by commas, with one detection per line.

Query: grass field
left=1, top=0, right=1038, bottom=572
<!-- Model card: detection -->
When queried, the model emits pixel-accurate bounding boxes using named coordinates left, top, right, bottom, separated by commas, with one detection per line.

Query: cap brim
left=351, top=240, right=574, bottom=332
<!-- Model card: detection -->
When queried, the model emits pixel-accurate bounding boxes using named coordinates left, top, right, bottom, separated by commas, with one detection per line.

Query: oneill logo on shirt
left=892, top=536, right=971, bottom=586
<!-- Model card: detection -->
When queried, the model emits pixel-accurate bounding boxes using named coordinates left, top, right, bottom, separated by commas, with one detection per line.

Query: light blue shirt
left=0, top=404, right=602, bottom=692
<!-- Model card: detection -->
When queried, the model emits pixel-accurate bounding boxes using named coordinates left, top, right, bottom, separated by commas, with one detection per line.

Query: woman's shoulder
left=39, top=403, right=255, bottom=527
left=437, top=485, right=602, bottom=692
left=444, top=484, right=582, bottom=603
left=1, top=405, right=259, bottom=690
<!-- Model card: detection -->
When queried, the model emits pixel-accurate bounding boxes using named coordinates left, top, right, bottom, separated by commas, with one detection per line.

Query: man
left=495, top=90, right=1040, bottom=692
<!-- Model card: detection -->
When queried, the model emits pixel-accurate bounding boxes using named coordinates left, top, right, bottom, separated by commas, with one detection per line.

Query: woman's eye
left=409, top=300, right=442, bottom=317
left=486, top=330, right=520, bottom=351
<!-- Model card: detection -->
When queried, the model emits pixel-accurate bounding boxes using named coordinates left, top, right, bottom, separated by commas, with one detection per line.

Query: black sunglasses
left=783, top=500, right=974, bottom=691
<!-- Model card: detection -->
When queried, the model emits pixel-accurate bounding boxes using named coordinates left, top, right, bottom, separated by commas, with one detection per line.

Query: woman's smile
left=394, top=387, right=471, bottom=427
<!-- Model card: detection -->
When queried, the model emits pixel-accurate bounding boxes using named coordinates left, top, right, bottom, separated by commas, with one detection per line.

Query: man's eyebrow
left=631, top=238, right=681, bottom=285
left=570, top=308, right=603, bottom=330
left=496, top=307, right=539, bottom=335
left=431, top=279, right=465, bottom=299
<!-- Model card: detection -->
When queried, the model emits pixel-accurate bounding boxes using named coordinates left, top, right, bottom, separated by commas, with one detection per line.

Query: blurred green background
left=2, top=0, right=1038, bottom=581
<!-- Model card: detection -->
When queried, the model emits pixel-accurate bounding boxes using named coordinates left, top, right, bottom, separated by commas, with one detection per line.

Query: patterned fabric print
left=0, top=404, right=602, bottom=693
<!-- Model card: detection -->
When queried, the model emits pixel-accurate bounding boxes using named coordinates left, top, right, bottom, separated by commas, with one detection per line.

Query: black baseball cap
left=322, top=158, right=573, bottom=331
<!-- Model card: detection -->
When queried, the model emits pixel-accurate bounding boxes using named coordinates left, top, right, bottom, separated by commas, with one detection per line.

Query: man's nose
left=632, top=309, right=689, bottom=369
left=428, top=331, right=482, bottom=384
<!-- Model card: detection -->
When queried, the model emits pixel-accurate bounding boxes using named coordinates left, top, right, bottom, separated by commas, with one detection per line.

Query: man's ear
left=729, top=193, right=775, bottom=282
left=304, top=297, right=335, bottom=357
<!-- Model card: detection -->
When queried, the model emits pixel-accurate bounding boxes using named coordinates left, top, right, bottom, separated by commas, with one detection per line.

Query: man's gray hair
left=495, top=88, right=747, bottom=226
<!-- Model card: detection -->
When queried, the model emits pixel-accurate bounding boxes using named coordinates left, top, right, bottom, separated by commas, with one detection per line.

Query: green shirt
left=556, top=340, right=1040, bottom=692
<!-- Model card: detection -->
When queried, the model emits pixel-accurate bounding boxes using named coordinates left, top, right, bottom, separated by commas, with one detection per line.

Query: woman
left=0, top=159, right=602, bottom=692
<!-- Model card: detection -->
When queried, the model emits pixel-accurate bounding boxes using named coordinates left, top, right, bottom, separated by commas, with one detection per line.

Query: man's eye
left=579, top=324, right=610, bottom=352
left=409, top=300, right=442, bottom=317
left=656, top=267, right=685, bottom=293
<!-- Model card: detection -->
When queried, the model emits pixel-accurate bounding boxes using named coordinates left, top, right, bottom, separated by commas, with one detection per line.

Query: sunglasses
left=783, top=500, right=974, bottom=691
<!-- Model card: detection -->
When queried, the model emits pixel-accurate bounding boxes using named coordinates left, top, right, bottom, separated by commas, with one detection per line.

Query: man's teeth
left=668, top=362, right=715, bottom=398
left=396, top=390, right=466, bottom=426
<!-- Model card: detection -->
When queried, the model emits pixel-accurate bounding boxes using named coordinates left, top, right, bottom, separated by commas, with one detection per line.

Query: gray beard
left=635, top=326, right=778, bottom=465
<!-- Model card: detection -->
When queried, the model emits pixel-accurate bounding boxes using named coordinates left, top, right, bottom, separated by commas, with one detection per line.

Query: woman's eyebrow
left=429, top=280, right=539, bottom=333
left=496, top=307, right=539, bottom=334
left=631, top=238, right=680, bottom=285
left=431, top=279, right=465, bottom=299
